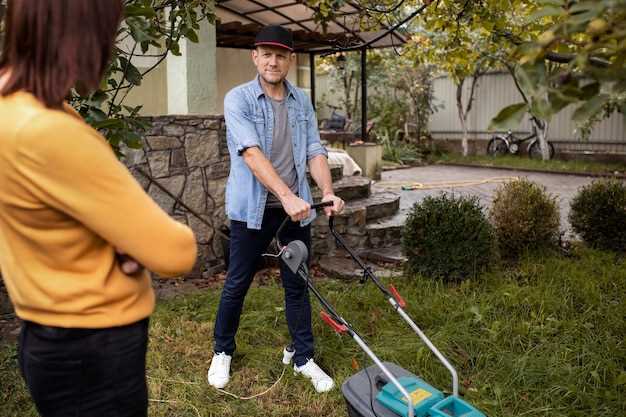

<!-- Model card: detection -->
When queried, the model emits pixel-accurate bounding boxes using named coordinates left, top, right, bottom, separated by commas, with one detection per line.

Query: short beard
left=260, top=74, right=285, bottom=86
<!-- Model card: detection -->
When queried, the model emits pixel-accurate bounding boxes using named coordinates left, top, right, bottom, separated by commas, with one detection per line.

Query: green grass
left=1, top=247, right=625, bottom=417
left=434, top=153, right=626, bottom=176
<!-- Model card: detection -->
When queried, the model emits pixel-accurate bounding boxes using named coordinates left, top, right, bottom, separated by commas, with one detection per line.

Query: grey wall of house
left=429, top=72, right=626, bottom=147
left=123, top=115, right=229, bottom=278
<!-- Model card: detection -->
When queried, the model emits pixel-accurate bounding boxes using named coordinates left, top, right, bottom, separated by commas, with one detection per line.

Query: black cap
left=254, top=25, right=294, bottom=51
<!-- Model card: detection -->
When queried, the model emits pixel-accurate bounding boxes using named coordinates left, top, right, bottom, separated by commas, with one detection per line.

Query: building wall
left=127, top=47, right=309, bottom=116
left=215, top=48, right=305, bottom=114
left=122, top=61, right=169, bottom=116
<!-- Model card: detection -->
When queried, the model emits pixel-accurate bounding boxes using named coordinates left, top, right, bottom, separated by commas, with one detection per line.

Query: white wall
left=429, top=72, right=626, bottom=143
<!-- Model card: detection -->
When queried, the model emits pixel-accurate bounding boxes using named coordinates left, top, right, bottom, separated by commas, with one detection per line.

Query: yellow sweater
left=0, top=92, right=197, bottom=328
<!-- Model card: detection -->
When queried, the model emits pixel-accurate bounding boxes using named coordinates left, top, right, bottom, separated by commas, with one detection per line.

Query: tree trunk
left=343, top=70, right=353, bottom=120
left=456, top=79, right=469, bottom=156
left=532, top=118, right=551, bottom=161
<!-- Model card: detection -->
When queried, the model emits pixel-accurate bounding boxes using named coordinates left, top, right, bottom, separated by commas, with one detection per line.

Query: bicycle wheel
left=528, top=140, right=555, bottom=160
left=487, top=137, right=508, bottom=157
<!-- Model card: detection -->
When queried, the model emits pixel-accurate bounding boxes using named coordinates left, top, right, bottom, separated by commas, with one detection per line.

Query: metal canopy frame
left=216, top=0, right=409, bottom=140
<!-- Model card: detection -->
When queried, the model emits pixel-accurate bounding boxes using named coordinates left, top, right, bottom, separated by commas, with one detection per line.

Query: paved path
left=374, top=165, right=600, bottom=238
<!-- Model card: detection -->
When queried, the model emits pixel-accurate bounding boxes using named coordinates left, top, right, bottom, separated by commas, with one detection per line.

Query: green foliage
left=378, top=127, right=422, bottom=164
left=70, top=1, right=215, bottom=155
left=434, top=152, right=626, bottom=176
left=319, top=49, right=438, bottom=143
left=569, top=179, right=626, bottom=252
left=317, top=53, right=362, bottom=122
left=489, top=102, right=529, bottom=131
left=402, top=193, right=495, bottom=281
left=309, top=1, right=625, bottom=148
left=490, top=179, right=560, bottom=259
left=369, top=51, right=439, bottom=143
left=518, top=0, right=626, bottom=128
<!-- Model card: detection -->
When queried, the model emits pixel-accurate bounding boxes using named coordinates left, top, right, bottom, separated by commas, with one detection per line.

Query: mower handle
left=275, top=200, right=334, bottom=249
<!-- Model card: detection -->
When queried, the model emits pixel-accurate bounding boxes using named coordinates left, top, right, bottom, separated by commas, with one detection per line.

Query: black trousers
left=18, top=318, right=149, bottom=417
left=213, top=207, right=314, bottom=366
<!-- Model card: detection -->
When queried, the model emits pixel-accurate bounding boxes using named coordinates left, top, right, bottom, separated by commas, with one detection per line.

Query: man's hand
left=115, top=249, right=144, bottom=276
left=321, top=193, right=345, bottom=217
left=280, top=193, right=311, bottom=222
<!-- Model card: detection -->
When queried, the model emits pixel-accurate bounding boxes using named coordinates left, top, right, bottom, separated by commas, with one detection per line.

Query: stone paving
left=374, top=165, right=603, bottom=238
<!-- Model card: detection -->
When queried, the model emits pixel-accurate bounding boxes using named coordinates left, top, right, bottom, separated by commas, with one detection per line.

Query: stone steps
left=360, top=245, right=406, bottom=265
left=311, top=191, right=401, bottom=254
left=365, top=211, right=407, bottom=248
left=345, top=192, right=400, bottom=221
left=307, top=164, right=343, bottom=184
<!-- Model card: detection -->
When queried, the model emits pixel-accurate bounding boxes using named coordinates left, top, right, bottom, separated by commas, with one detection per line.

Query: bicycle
left=487, top=123, right=555, bottom=159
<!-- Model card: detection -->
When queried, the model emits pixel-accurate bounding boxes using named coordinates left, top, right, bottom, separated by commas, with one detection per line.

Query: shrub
left=490, top=179, right=560, bottom=258
left=569, top=179, right=626, bottom=252
left=402, top=193, right=495, bottom=281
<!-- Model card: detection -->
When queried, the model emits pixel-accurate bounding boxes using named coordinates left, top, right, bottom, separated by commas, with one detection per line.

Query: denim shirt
left=224, top=76, right=328, bottom=230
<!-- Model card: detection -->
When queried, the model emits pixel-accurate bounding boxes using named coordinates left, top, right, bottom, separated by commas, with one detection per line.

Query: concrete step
left=366, top=211, right=407, bottom=248
left=312, top=176, right=371, bottom=202
left=360, top=245, right=407, bottom=265
left=317, top=255, right=402, bottom=281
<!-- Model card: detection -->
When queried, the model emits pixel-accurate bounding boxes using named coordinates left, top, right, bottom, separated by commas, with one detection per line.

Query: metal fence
left=429, top=72, right=626, bottom=154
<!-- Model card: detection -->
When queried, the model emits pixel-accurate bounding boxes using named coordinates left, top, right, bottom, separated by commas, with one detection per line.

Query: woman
left=0, top=1, right=198, bottom=416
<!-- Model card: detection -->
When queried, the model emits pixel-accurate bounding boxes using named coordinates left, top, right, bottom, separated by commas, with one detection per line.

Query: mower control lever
left=320, top=310, right=348, bottom=334
left=389, top=284, right=406, bottom=308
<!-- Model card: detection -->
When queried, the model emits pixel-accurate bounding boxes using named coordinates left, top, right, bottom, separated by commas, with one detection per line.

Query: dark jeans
left=18, top=318, right=149, bottom=417
left=213, top=207, right=314, bottom=366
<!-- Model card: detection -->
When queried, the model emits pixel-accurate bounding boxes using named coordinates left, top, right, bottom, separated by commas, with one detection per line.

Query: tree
left=0, top=0, right=215, bottom=155
left=416, top=0, right=559, bottom=158
left=511, top=0, right=626, bottom=132
left=371, top=47, right=438, bottom=143
left=308, top=0, right=625, bottom=160
left=410, top=30, right=492, bottom=156
left=318, top=52, right=362, bottom=122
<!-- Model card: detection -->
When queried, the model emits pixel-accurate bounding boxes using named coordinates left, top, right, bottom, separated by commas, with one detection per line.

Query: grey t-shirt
left=266, top=96, right=298, bottom=204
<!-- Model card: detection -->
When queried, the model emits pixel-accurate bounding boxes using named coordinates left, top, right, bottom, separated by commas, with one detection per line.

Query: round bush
left=490, top=178, right=560, bottom=258
left=402, top=193, right=495, bottom=281
left=569, top=179, right=626, bottom=252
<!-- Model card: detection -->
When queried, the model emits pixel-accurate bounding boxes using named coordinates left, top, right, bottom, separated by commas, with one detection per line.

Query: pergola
left=216, top=0, right=408, bottom=140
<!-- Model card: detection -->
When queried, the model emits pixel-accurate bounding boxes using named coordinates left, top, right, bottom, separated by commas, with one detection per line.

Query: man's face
left=252, top=46, right=294, bottom=85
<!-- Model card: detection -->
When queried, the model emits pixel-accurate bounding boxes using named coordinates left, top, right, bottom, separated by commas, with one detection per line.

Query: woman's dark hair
left=0, top=0, right=123, bottom=108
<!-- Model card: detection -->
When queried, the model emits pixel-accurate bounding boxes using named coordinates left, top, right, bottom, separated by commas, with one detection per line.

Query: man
left=207, top=26, right=345, bottom=393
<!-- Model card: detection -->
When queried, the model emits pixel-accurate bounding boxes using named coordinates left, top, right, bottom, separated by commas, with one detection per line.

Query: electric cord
left=209, top=217, right=311, bottom=400
left=363, top=354, right=383, bottom=417
left=215, top=366, right=287, bottom=400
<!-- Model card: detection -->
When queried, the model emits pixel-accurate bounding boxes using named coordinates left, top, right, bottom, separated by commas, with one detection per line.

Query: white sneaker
left=207, top=352, right=231, bottom=389
left=294, top=359, right=334, bottom=393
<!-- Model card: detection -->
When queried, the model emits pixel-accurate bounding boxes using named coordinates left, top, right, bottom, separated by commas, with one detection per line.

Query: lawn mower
left=275, top=201, right=486, bottom=417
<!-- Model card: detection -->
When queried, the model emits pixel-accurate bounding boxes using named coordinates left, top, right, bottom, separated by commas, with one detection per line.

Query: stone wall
left=124, top=115, right=229, bottom=278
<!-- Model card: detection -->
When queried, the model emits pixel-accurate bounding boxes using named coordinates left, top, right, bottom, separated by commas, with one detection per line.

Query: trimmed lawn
left=1, top=247, right=625, bottom=417
left=434, top=154, right=626, bottom=176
